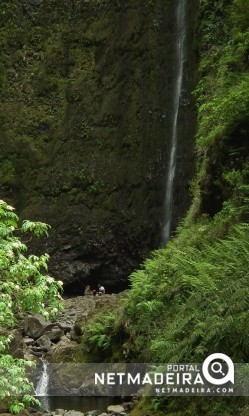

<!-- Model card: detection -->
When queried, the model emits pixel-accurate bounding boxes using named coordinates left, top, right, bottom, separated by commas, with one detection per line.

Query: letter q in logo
left=202, top=353, right=234, bottom=385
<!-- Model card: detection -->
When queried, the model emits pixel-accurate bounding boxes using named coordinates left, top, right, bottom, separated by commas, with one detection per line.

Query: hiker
left=84, top=284, right=93, bottom=296
left=97, top=284, right=105, bottom=295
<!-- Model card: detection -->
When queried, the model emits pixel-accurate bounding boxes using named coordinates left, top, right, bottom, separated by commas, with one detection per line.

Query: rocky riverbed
left=1, top=293, right=138, bottom=416
left=47, top=402, right=136, bottom=416
left=0, top=401, right=138, bottom=416
left=10, top=293, right=127, bottom=363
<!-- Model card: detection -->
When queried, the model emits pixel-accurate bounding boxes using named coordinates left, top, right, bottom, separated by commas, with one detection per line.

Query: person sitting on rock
left=97, top=284, right=105, bottom=295
left=84, top=284, right=93, bottom=296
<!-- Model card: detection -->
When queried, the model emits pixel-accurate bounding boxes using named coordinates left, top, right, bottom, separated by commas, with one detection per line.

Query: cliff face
left=0, top=0, right=197, bottom=293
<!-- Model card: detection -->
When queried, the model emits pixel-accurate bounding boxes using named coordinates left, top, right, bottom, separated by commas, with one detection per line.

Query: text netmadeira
left=95, top=371, right=205, bottom=386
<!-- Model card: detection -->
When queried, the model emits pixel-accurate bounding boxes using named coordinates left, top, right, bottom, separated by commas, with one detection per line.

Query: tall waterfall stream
left=162, top=0, right=187, bottom=244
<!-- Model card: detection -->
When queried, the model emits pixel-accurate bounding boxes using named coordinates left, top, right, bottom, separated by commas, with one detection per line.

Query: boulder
left=70, top=329, right=81, bottom=343
left=23, top=337, right=35, bottom=346
left=35, top=334, right=52, bottom=351
left=54, top=409, right=65, bottom=415
left=23, top=349, right=39, bottom=362
left=67, top=298, right=96, bottom=320
left=33, top=351, right=43, bottom=357
left=56, top=321, right=72, bottom=333
left=64, top=412, right=85, bottom=416
left=44, top=326, right=64, bottom=341
left=46, top=336, right=82, bottom=363
left=9, top=329, right=24, bottom=358
left=107, top=406, right=125, bottom=414
left=24, top=315, right=49, bottom=339
left=122, top=402, right=133, bottom=411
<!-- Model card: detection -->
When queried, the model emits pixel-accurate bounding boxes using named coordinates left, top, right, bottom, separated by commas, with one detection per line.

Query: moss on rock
left=0, top=0, right=197, bottom=292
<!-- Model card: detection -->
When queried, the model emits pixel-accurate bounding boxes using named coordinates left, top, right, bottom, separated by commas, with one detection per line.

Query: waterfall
left=35, top=358, right=49, bottom=396
left=162, top=0, right=187, bottom=244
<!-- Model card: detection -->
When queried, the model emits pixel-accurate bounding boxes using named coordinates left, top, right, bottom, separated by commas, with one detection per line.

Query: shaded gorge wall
left=0, top=0, right=198, bottom=293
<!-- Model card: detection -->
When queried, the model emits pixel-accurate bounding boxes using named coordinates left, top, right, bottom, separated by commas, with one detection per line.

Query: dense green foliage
left=81, top=293, right=128, bottom=362
left=0, top=201, right=63, bottom=413
left=126, top=223, right=249, bottom=362
left=83, top=313, right=117, bottom=357
left=196, top=0, right=249, bottom=147
left=190, top=0, right=249, bottom=223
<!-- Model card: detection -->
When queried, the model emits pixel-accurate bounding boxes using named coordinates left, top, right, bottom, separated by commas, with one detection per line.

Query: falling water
left=162, top=0, right=187, bottom=244
left=35, top=359, right=49, bottom=397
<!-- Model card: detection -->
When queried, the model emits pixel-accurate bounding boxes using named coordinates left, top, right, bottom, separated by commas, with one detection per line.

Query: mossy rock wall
left=0, top=0, right=197, bottom=293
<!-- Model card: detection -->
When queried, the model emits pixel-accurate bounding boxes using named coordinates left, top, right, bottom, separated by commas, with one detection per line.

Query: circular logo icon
left=202, top=353, right=234, bottom=385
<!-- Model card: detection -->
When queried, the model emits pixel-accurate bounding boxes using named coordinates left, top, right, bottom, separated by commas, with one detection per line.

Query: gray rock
left=36, top=335, right=52, bottom=351
left=107, top=405, right=125, bottom=414
left=33, top=351, right=43, bottom=357
left=46, top=335, right=82, bottom=363
left=64, top=412, right=84, bottom=416
left=54, top=409, right=65, bottom=415
left=131, top=393, right=140, bottom=401
left=86, top=412, right=101, bottom=416
left=70, top=329, right=81, bottom=342
left=23, top=349, right=39, bottom=362
left=45, top=327, right=64, bottom=341
left=32, top=346, right=44, bottom=352
left=68, top=312, right=77, bottom=317
left=23, top=337, right=35, bottom=346
left=9, top=329, right=24, bottom=358
left=56, top=322, right=72, bottom=332
left=24, top=315, right=49, bottom=339
left=122, top=402, right=132, bottom=411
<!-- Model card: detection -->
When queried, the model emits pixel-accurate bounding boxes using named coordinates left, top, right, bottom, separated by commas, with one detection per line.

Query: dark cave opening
left=63, top=269, right=130, bottom=297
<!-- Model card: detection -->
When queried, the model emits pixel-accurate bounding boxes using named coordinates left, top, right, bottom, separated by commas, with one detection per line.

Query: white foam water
left=35, top=358, right=49, bottom=396
left=162, top=0, right=187, bottom=244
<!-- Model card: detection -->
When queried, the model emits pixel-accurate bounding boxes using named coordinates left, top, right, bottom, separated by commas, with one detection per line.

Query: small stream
left=35, top=359, right=122, bottom=413
left=35, top=359, right=49, bottom=396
